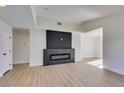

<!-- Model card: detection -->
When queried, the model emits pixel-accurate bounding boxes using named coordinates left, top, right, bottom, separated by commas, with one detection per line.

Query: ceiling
left=0, top=5, right=124, bottom=28
left=0, top=5, right=35, bottom=28
left=33, top=5, right=124, bottom=24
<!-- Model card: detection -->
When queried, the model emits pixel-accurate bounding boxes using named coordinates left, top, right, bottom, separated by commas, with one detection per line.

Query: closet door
left=2, top=28, right=12, bottom=74
left=0, top=21, right=12, bottom=77
left=0, top=28, right=3, bottom=77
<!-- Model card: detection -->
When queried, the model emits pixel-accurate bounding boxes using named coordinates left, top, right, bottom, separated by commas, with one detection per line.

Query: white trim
left=104, top=66, right=124, bottom=75
left=13, top=61, right=29, bottom=64
left=29, top=63, right=42, bottom=67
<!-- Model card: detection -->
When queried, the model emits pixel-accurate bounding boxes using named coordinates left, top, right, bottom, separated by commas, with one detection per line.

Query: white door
left=2, top=29, right=12, bottom=74
left=0, top=29, right=3, bottom=77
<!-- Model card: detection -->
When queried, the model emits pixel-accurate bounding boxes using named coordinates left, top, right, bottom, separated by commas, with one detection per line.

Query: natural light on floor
left=87, top=59, right=103, bottom=69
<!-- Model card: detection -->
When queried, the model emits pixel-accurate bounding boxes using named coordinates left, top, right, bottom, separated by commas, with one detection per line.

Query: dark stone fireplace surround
left=43, top=30, right=75, bottom=66
left=43, top=49, right=75, bottom=66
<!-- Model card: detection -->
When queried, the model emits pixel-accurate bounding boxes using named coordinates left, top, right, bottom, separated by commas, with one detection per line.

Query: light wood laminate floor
left=0, top=58, right=124, bottom=87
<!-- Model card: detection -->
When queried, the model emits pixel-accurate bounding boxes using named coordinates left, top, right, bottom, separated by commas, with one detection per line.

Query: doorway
left=13, top=28, right=30, bottom=67
left=82, top=27, right=103, bottom=68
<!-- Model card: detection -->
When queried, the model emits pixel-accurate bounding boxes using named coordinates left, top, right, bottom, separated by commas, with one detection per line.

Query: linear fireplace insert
left=43, top=49, right=75, bottom=66
left=50, top=53, right=70, bottom=60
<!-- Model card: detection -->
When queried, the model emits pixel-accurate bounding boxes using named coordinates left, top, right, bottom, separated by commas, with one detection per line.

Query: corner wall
left=80, top=11, right=124, bottom=75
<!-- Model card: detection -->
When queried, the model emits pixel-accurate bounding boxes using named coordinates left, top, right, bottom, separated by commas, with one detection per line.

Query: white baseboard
left=104, top=66, right=124, bottom=76
left=13, top=61, right=29, bottom=64
left=30, top=63, right=43, bottom=67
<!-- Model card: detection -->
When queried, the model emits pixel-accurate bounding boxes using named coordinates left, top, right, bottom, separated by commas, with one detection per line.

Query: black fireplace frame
left=43, top=49, right=75, bottom=66
left=50, top=53, right=70, bottom=60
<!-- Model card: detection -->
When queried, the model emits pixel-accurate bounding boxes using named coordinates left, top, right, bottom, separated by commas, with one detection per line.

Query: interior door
left=1, top=27, right=12, bottom=75
left=0, top=29, right=3, bottom=77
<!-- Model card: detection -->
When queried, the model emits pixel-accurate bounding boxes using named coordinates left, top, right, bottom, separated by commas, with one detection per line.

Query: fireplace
left=43, top=49, right=75, bottom=66
left=50, top=53, right=70, bottom=60
left=43, top=30, right=75, bottom=66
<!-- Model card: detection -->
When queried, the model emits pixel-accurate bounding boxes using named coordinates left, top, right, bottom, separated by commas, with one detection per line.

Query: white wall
left=0, top=20, right=12, bottom=77
left=13, top=29, right=29, bottom=64
left=72, top=32, right=82, bottom=61
left=82, top=37, right=96, bottom=58
left=30, top=28, right=46, bottom=66
left=95, top=37, right=103, bottom=58
left=81, top=11, right=124, bottom=75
